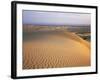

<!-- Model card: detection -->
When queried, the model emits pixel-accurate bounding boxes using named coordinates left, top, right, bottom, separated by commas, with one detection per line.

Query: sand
left=23, top=30, right=90, bottom=69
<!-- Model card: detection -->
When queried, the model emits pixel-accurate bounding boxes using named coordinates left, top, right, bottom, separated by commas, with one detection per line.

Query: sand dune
left=23, top=30, right=90, bottom=69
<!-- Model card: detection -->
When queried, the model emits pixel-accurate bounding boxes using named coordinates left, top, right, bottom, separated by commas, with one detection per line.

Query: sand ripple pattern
left=23, top=31, right=90, bottom=69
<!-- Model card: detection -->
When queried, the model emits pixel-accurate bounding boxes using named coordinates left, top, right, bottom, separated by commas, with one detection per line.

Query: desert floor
left=23, top=30, right=90, bottom=69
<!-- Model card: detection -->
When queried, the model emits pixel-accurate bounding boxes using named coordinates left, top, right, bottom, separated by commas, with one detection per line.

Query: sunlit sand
left=23, top=30, right=90, bottom=69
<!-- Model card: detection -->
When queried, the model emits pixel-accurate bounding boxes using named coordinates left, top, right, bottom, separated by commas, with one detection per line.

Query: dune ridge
left=63, top=31, right=90, bottom=48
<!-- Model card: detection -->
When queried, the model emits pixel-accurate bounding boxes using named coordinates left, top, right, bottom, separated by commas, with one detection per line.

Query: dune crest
left=63, top=31, right=90, bottom=48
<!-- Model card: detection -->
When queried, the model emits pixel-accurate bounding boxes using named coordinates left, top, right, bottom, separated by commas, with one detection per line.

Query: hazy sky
left=22, top=10, right=91, bottom=26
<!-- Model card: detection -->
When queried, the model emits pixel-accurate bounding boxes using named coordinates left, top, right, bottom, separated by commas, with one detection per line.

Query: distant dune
left=23, top=24, right=90, bottom=33
left=23, top=30, right=90, bottom=69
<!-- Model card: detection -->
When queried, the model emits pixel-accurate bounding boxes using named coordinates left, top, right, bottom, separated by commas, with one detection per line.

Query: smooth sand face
left=23, top=30, right=90, bottom=69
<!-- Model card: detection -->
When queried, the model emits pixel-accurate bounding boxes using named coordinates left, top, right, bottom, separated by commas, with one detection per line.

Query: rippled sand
left=23, top=30, right=90, bottom=69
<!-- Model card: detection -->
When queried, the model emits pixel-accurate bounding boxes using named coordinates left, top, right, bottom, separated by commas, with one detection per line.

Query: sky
left=22, top=10, right=91, bottom=26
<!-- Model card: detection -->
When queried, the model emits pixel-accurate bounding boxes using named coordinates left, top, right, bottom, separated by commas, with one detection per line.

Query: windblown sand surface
left=23, top=30, right=90, bottom=69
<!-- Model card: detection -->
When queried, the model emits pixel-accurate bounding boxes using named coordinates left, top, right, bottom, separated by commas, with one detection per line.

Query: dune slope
left=23, top=30, right=90, bottom=69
